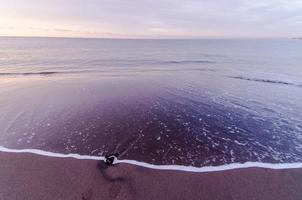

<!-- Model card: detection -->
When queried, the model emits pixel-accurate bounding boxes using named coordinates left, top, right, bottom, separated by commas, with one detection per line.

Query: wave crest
left=163, top=60, right=214, bottom=64
left=229, top=76, right=302, bottom=87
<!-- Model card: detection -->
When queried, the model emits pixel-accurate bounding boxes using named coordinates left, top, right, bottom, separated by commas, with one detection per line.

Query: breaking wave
left=229, top=76, right=302, bottom=87
left=163, top=60, right=214, bottom=64
left=0, top=70, right=99, bottom=76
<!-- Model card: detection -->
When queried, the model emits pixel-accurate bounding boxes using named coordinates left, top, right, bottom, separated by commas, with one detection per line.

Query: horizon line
left=0, top=35, right=293, bottom=40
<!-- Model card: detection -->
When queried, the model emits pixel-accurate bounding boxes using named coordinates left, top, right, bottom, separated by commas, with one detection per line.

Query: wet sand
left=0, top=152, right=302, bottom=200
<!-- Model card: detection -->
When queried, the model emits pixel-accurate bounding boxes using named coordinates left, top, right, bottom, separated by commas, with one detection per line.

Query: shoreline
left=1, top=151, right=302, bottom=200
left=1, top=146, right=302, bottom=173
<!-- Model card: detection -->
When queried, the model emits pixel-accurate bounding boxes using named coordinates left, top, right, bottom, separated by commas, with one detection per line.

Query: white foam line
left=0, top=146, right=105, bottom=161
left=1, top=146, right=302, bottom=173
left=115, top=159, right=302, bottom=172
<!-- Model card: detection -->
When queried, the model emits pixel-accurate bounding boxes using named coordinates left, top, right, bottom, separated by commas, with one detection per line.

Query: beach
left=1, top=38, right=302, bottom=200
left=1, top=38, right=302, bottom=167
left=1, top=0, right=302, bottom=197
left=1, top=151, right=302, bottom=200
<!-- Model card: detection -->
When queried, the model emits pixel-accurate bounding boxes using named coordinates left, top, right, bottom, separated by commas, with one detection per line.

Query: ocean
left=0, top=37, right=301, bottom=167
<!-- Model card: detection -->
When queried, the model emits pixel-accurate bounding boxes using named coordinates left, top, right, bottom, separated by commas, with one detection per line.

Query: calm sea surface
left=0, top=37, right=302, bottom=166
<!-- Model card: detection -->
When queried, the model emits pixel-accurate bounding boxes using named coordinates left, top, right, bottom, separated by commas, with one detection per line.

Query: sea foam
left=1, top=146, right=302, bottom=173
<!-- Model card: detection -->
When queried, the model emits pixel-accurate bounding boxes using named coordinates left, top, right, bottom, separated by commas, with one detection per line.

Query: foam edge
left=1, top=146, right=302, bottom=173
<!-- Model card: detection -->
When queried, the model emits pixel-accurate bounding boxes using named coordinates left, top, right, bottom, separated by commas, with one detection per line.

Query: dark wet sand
left=0, top=152, right=302, bottom=200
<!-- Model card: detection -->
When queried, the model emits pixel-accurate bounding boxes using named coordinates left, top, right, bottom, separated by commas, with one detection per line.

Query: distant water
left=0, top=37, right=302, bottom=167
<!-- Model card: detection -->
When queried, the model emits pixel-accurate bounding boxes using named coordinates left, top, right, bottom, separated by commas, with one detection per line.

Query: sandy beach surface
left=0, top=152, right=302, bottom=200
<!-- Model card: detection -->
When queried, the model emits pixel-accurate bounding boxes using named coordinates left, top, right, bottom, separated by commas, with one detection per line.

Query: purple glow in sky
left=0, top=0, right=302, bottom=38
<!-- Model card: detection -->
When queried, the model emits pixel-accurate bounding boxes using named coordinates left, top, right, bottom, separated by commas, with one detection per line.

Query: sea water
left=0, top=37, right=301, bottom=167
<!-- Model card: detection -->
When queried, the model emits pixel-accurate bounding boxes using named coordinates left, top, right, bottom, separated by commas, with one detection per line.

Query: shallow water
left=0, top=37, right=302, bottom=167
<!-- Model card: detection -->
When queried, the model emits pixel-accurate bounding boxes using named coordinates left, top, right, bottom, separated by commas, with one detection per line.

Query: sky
left=0, top=0, right=302, bottom=39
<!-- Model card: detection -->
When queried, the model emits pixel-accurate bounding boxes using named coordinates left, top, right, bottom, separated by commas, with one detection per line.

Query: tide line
left=1, top=146, right=302, bottom=173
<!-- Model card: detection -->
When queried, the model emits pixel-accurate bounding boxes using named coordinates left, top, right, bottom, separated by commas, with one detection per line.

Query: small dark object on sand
left=97, top=153, right=120, bottom=170
left=105, top=153, right=120, bottom=165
